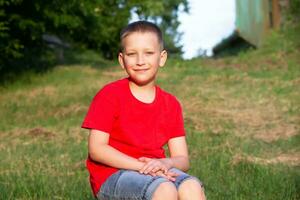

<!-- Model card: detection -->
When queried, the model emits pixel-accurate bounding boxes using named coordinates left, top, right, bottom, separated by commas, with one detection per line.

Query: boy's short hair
left=120, top=21, right=164, bottom=51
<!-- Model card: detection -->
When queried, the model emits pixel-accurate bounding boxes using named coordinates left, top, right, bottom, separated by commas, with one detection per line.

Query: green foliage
left=0, top=0, right=188, bottom=82
left=289, top=0, right=300, bottom=18
left=0, top=1, right=22, bottom=61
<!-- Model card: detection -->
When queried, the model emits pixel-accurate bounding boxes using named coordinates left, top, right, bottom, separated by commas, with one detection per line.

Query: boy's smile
left=118, top=32, right=167, bottom=86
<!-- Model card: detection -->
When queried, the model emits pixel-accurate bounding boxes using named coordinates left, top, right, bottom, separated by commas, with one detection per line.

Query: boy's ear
left=159, top=50, right=168, bottom=67
left=118, top=52, right=125, bottom=69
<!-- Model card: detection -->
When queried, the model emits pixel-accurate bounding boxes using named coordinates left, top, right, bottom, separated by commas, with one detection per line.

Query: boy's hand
left=138, top=157, right=172, bottom=174
left=138, top=157, right=179, bottom=181
left=149, top=170, right=179, bottom=182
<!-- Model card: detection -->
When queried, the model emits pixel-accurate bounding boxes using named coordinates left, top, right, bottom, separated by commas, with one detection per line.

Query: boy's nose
left=136, top=54, right=145, bottom=66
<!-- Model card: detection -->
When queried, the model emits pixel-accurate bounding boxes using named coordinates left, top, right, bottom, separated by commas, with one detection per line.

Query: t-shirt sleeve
left=168, top=98, right=186, bottom=139
left=81, top=86, right=118, bottom=134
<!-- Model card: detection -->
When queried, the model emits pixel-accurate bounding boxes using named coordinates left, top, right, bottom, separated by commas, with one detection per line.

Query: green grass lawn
left=0, top=28, right=299, bottom=199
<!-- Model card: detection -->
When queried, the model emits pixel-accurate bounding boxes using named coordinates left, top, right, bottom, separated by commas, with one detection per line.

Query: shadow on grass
left=63, top=48, right=116, bottom=69
left=0, top=48, right=116, bottom=86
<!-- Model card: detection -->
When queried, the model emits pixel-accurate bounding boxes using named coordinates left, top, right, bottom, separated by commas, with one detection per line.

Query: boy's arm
left=88, top=129, right=144, bottom=171
left=139, top=136, right=190, bottom=173
left=166, top=136, right=190, bottom=171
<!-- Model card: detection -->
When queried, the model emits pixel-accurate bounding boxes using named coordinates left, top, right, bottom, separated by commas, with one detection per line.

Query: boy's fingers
left=147, top=162, right=167, bottom=174
left=149, top=172, right=156, bottom=177
left=141, top=160, right=158, bottom=172
left=138, top=158, right=153, bottom=173
left=148, top=170, right=176, bottom=182
left=167, top=171, right=179, bottom=177
left=164, top=167, right=168, bottom=173
left=167, top=175, right=176, bottom=182
left=155, top=171, right=167, bottom=178
left=139, top=159, right=170, bottom=175
left=157, top=171, right=176, bottom=181
left=144, top=164, right=157, bottom=174
left=140, top=162, right=155, bottom=174
left=151, top=166, right=161, bottom=173
left=165, top=172, right=177, bottom=182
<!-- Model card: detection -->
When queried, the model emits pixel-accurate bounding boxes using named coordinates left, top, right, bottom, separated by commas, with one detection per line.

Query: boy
left=82, top=21, right=206, bottom=200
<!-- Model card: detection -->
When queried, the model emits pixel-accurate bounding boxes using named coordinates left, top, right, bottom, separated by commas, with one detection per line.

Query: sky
left=178, top=0, right=236, bottom=59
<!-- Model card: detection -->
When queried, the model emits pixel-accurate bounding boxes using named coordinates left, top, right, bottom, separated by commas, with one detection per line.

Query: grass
left=0, top=25, right=299, bottom=199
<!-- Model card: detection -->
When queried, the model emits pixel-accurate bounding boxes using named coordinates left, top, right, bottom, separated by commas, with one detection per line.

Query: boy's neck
left=129, top=80, right=156, bottom=104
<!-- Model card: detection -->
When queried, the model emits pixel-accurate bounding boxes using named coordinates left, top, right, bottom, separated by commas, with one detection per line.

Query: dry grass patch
left=2, top=86, right=57, bottom=104
left=72, top=159, right=86, bottom=170
left=67, top=127, right=87, bottom=144
left=102, top=67, right=127, bottom=78
left=177, top=73, right=299, bottom=141
left=27, top=127, right=56, bottom=138
left=214, top=98, right=299, bottom=142
left=52, top=103, right=88, bottom=118
left=254, top=124, right=298, bottom=142
left=232, top=152, right=300, bottom=166
left=77, top=66, right=99, bottom=75
left=0, top=127, right=57, bottom=145
left=27, top=86, right=57, bottom=98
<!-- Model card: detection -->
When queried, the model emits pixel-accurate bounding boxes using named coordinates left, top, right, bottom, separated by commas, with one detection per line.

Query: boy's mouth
left=133, top=68, right=149, bottom=72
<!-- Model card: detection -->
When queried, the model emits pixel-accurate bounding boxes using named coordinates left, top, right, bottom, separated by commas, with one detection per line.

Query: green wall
left=236, top=0, right=271, bottom=46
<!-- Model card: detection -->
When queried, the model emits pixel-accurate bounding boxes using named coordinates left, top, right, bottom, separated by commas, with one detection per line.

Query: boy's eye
left=126, top=53, right=136, bottom=56
left=145, top=52, right=154, bottom=55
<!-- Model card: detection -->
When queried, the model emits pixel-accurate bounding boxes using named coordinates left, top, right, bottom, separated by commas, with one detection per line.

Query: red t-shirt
left=81, top=78, right=185, bottom=196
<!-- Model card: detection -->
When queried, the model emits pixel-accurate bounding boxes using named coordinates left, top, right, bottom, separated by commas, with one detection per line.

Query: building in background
left=235, top=0, right=287, bottom=47
left=213, top=0, right=289, bottom=56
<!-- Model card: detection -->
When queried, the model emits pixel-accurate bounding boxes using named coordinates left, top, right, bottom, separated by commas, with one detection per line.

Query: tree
left=289, top=0, right=300, bottom=18
left=0, top=0, right=188, bottom=81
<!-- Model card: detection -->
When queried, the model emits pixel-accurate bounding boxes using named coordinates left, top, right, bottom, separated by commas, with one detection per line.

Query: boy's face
left=118, top=32, right=167, bottom=86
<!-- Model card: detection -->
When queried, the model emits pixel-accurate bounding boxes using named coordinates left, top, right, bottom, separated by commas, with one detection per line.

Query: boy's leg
left=97, top=169, right=173, bottom=200
left=152, top=182, right=178, bottom=200
left=178, top=179, right=206, bottom=200
left=169, top=168, right=206, bottom=200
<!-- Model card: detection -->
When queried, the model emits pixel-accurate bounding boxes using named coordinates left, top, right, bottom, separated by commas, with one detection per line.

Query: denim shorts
left=97, top=168, right=203, bottom=200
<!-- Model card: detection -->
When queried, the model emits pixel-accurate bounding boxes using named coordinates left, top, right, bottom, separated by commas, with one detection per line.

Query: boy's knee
left=178, top=179, right=205, bottom=200
left=152, top=181, right=177, bottom=200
